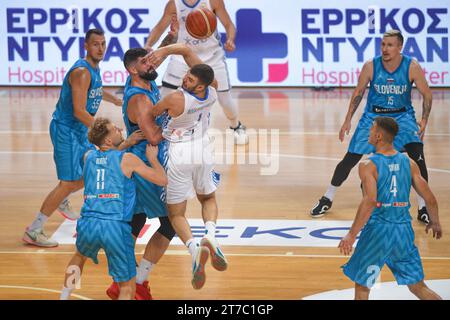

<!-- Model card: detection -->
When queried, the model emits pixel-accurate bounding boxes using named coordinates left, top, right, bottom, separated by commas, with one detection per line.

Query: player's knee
left=331, top=152, right=362, bottom=186
left=60, top=179, right=83, bottom=192
left=408, top=281, right=426, bottom=294
left=130, top=213, right=147, bottom=238
left=197, top=192, right=215, bottom=203
left=167, top=203, right=187, bottom=218
left=157, top=216, right=176, bottom=241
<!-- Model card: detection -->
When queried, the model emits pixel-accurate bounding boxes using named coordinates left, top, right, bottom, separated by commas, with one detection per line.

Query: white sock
left=324, top=185, right=337, bottom=201
left=60, top=286, right=73, bottom=300
left=136, top=258, right=154, bottom=285
left=217, top=91, right=239, bottom=128
left=29, top=212, right=48, bottom=231
left=204, top=221, right=216, bottom=239
left=186, top=238, right=199, bottom=264
left=417, top=194, right=426, bottom=209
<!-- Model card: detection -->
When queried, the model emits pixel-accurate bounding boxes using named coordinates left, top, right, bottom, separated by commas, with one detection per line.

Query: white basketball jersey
left=163, top=86, right=217, bottom=143
left=172, top=0, right=224, bottom=63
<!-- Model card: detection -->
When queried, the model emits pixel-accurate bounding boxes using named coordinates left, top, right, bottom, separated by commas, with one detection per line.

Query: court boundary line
left=0, top=285, right=92, bottom=300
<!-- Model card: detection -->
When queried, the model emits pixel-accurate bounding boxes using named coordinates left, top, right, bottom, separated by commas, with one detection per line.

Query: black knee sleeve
left=404, top=143, right=428, bottom=182
left=331, top=152, right=363, bottom=187
left=130, top=213, right=147, bottom=238
left=157, top=216, right=176, bottom=241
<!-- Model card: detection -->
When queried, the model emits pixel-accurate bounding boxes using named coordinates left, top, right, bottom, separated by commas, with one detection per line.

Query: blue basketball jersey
left=81, top=149, right=136, bottom=222
left=121, top=77, right=169, bottom=215
left=122, top=76, right=170, bottom=167
left=52, top=59, right=103, bottom=135
left=364, top=55, right=414, bottom=117
left=368, top=152, right=412, bottom=224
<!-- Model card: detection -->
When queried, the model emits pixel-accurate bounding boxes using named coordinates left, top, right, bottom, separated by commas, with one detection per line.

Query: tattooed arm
left=339, top=60, right=373, bottom=142
left=410, top=59, right=432, bottom=140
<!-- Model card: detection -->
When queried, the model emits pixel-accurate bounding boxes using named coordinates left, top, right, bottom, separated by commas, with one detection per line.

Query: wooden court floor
left=0, top=87, right=449, bottom=300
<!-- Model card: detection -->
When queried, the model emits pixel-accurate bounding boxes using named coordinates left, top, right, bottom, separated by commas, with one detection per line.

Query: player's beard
left=182, top=83, right=199, bottom=94
left=139, top=69, right=158, bottom=81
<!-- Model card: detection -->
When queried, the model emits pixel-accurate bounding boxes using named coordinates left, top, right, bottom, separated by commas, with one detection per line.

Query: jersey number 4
left=390, top=175, right=398, bottom=197
left=96, top=169, right=105, bottom=190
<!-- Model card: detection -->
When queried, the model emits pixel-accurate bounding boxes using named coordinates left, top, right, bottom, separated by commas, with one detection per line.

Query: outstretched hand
left=339, top=120, right=351, bottom=142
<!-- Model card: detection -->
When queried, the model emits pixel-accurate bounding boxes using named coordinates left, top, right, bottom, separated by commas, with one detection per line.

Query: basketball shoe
left=417, top=207, right=430, bottom=224
left=191, top=246, right=209, bottom=290
left=310, top=196, right=332, bottom=218
left=231, top=121, right=248, bottom=145
left=200, top=237, right=228, bottom=271
left=58, top=199, right=80, bottom=220
left=23, top=228, right=58, bottom=247
left=106, top=281, right=153, bottom=300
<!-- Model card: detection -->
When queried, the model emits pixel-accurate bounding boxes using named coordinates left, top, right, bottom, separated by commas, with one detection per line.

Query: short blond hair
left=88, top=117, right=111, bottom=147
left=383, top=29, right=403, bottom=46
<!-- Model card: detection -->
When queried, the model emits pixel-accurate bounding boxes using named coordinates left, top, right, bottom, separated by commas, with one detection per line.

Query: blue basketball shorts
left=49, top=120, right=94, bottom=181
left=76, top=216, right=136, bottom=283
left=348, top=113, right=422, bottom=155
left=342, top=221, right=424, bottom=288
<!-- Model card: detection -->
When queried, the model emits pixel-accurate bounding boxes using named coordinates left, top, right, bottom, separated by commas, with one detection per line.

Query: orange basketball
left=185, top=8, right=217, bottom=39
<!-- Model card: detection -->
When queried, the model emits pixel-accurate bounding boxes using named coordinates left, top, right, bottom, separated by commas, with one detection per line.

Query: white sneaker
left=201, top=237, right=228, bottom=271
left=231, top=122, right=249, bottom=145
left=191, top=246, right=209, bottom=290
left=58, top=199, right=79, bottom=220
left=23, top=228, right=58, bottom=247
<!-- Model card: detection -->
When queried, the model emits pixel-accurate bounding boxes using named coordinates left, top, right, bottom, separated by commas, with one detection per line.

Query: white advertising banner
left=1, top=0, right=449, bottom=87
left=52, top=218, right=355, bottom=247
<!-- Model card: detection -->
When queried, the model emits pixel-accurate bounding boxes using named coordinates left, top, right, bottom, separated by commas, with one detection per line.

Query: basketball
left=185, top=8, right=217, bottom=39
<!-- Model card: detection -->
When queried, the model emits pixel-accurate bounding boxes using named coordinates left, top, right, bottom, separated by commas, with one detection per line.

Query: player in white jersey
left=145, top=0, right=248, bottom=145
left=151, top=64, right=227, bottom=290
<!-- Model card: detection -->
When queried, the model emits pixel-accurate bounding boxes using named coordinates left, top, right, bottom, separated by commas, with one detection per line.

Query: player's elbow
left=363, top=196, right=378, bottom=208
left=73, top=108, right=87, bottom=121
left=147, top=135, right=161, bottom=146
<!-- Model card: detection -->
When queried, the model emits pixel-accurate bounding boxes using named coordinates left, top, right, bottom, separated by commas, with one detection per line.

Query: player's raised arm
left=70, top=68, right=95, bottom=128
left=339, top=60, right=373, bottom=142
left=128, top=94, right=163, bottom=146
left=338, top=161, right=377, bottom=255
left=122, top=146, right=168, bottom=187
left=149, top=43, right=204, bottom=69
left=145, top=0, right=177, bottom=50
left=212, top=0, right=236, bottom=52
left=151, top=90, right=185, bottom=118
left=410, top=159, right=441, bottom=239
left=410, top=60, right=432, bottom=141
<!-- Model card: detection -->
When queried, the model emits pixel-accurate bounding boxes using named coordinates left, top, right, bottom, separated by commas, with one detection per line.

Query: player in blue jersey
left=338, top=117, right=442, bottom=300
left=311, top=30, right=433, bottom=225
left=23, top=29, right=126, bottom=248
left=106, top=43, right=205, bottom=299
left=60, top=117, right=167, bottom=300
